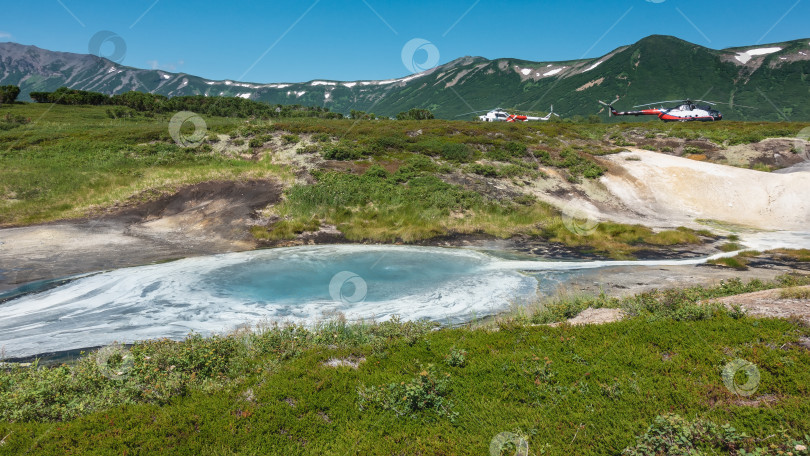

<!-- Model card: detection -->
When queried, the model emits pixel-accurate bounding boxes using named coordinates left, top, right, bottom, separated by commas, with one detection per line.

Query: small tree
left=29, top=91, right=52, bottom=103
left=350, top=109, right=367, bottom=119
left=396, top=108, right=434, bottom=120
left=0, top=85, right=21, bottom=105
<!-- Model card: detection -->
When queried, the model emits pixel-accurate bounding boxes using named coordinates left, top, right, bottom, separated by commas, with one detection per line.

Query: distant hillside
left=1, top=35, right=809, bottom=120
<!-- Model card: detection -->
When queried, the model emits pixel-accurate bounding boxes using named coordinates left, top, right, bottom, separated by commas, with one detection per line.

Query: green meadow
left=1, top=276, right=810, bottom=455
left=3, top=102, right=806, bottom=257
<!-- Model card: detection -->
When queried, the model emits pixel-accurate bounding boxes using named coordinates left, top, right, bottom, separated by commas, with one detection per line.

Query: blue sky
left=1, top=0, right=808, bottom=83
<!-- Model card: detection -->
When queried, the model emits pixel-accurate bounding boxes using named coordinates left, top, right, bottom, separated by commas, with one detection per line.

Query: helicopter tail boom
left=611, top=108, right=664, bottom=117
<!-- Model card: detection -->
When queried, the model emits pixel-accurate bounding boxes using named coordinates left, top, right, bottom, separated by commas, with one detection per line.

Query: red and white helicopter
left=462, top=106, right=559, bottom=122
left=598, top=96, right=732, bottom=122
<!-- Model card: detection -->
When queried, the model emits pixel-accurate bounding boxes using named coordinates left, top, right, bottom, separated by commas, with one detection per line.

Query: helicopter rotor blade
left=692, top=99, right=719, bottom=105
left=692, top=100, right=755, bottom=109
left=632, top=100, right=686, bottom=108
left=511, top=106, right=555, bottom=115
left=455, top=110, right=490, bottom=117
left=598, top=97, right=619, bottom=116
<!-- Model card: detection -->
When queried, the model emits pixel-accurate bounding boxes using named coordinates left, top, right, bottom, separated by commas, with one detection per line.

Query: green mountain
left=1, top=35, right=809, bottom=120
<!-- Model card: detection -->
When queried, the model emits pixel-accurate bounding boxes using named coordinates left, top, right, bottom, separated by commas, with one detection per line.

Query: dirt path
left=0, top=179, right=281, bottom=292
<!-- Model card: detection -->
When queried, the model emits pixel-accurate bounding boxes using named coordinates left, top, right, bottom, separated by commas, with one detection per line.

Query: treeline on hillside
left=28, top=87, right=343, bottom=119
left=348, top=108, right=435, bottom=121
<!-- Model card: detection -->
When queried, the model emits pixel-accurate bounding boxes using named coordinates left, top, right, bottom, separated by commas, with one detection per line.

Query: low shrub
left=622, top=414, right=742, bottom=456
left=439, top=143, right=474, bottom=162
left=248, top=137, right=265, bottom=148
left=444, top=348, right=467, bottom=367
left=322, top=144, right=364, bottom=161
left=357, top=364, right=457, bottom=421
left=281, top=134, right=300, bottom=145
left=469, top=163, right=498, bottom=177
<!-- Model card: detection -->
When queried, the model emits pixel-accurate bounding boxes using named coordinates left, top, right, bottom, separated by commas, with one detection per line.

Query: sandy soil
left=539, top=149, right=810, bottom=231
left=561, top=263, right=785, bottom=295
left=540, top=270, right=810, bottom=327
left=711, top=285, right=810, bottom=323
left=602, top=149, right=810, bottom=230
left=547, top=308, right=626, bottom=327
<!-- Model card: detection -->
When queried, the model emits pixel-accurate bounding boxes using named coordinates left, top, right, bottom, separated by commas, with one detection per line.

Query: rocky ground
left=711, top=285, right=810, bottom=324
left=0, top=179, right=280, bottom=291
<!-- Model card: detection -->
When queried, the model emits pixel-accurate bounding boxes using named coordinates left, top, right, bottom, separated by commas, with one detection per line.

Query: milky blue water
left=2, top=232, right=806, bottom=359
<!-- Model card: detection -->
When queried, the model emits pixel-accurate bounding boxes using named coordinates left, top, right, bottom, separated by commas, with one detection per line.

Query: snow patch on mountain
left=583, top=61, right=603, bottom=72
left=735, top=47, right=781, bottom=64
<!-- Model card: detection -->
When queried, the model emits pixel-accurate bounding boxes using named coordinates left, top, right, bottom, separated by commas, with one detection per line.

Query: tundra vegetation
left=1, top=97, right=810, bottom=454
left=1, top=275, right=809, bottom=455
left=3, top=97, right=807, bottom=257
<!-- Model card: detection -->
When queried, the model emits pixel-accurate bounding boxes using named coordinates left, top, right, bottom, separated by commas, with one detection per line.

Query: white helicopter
left=597, top=96, right=752, bottom=122
left=459, top=106, right=559, bottom=122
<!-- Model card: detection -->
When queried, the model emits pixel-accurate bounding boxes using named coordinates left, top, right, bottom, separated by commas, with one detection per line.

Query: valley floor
left=2, top=106, right=810, bottom=454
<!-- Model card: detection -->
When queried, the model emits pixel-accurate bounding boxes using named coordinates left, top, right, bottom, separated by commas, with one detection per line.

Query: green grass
left=708, top=256, right=750, bottom=270
left=2, top=103, right=804, bottom=257
left=708, top=250, right=761, bottom=270
left=771, top=249, right=810, bottom=262
left=0, top=104, right=285, bottom=225
left=780, top=287, right=810, bottom=300
left=719, top=242, right=744, bottom=252
left=1, top=277, right=809, bottom=455
left=262, top=164, right=703, bottom=257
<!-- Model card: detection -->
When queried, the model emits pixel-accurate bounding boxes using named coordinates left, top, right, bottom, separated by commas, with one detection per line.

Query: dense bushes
left=30, top=87, right=108, bottom=105
left=396, top=108, right=434, bottom=120
left=28, top=87, right=341, bottom=119
left=0, top=85, right=21, bottom=105
left=439, top=143, right=475, bottom=162
left=322, top=144, right=364, bottom=160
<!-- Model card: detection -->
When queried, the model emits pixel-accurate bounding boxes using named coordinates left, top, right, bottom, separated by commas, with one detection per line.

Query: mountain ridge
left=1, top=35, right=809, bottom=120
